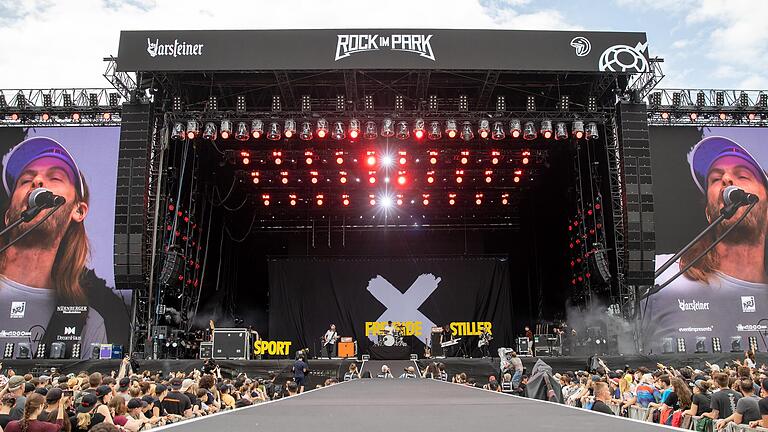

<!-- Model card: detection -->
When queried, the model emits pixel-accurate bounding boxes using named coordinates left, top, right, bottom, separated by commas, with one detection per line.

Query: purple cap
left=689, top=136, right=768, bottom=194
left=2, top=136, right=84, bottom=197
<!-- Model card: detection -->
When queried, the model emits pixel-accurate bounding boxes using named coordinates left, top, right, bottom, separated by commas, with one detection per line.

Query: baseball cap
left=141, top=395, right=155, bottom=406
left=689, top=136, right=768, bottom=194
left=127, top=398, right=147, bottom=410
left=95, top=385, right=111, bottom=398
left=23, top=382, right=35, bottom=393
left=179, top=379, right=194, bottom=393
left=46, top=388, right=62, bottom=403
left=2, top=136, right=84, bottom=198
left=78, top=394, right=98, bottom=413
left=118, top=377, right=130, bottom=390
left=154, top=384, right=167, bottom=394
left=7, top=376, right=24, bottom=391
left=170, top=378, right=183, bottom=390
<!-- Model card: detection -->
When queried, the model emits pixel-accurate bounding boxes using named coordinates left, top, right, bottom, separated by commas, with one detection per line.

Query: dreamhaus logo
left=335, top=34, right=435, bottom=61
left=147, top=38, right=204, bottom=58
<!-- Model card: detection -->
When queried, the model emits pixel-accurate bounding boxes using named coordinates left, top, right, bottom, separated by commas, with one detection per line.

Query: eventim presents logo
left=147, top=38, right=204, bottom=58
left=335, top=34, right=435, bottom=61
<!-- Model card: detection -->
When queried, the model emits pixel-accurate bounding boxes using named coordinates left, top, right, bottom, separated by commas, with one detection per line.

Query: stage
left=6, top=352, right=764, bottom=388
left=154, top=378, right=670, bottom=432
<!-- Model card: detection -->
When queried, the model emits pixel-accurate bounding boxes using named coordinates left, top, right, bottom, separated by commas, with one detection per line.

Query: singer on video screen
left=0, top=137, right=126, bottom=358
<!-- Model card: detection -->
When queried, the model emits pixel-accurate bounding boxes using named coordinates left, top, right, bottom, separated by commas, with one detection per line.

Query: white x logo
left=366, top=273, right=441, bottom=342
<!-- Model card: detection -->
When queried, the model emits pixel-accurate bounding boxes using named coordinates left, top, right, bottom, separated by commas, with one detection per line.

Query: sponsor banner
left=253, top=340, right=291, bottom=356
left=117, top=29, right=648, bottom=73
left=365, top=321, right=423, bottom=337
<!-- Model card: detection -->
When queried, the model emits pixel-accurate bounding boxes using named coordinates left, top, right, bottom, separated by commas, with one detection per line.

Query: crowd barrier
left=605, top=403, right=768, bottom=432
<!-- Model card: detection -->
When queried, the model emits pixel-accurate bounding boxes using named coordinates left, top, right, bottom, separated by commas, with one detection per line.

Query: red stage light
left=369, top=195, right=376, bottom=206
left=221, top=130, right=230, bottom=139
left=429, top=157, right=437, bottom=165
left=543, top=130, right=552, bottom=139
left=448, top=130, right=456, bottom=138
left=41, top=113, right=50, bottom=121
left=349, top=129, right=359, bottom=139
left=479, top=130, right=488, bottom=139
left=513, top=176, right=520, bottom=183
left=423, top=199, right=430, bottom=206
left=574, top=130, right=584, bottom=139
left=369, top=176, right=376, bottom=184
left=317, top=130, right=326, bottom=138
left=427, top=176, right=434, bottom=184
left=367, top=155, right=377, bottom=166
left=71, top=112, right=80, bottom=121
left=262, top=194, right=270, bottom=206
left=397, top=175, right=407, bottom=186
left=316, top=194, right=324, bottom=206
left=339, top=171, right=348, bottom=184
left=306, top=157, right=313, bottom=165
left=343, top=199, right=350, bottom=206
left=289, top=194, right=297, bottom=206
left=284, top=130, right=293, bottom=138
left=252, top=177, right=260, bottom=184
left=661, top=112, right=670, bottom=120
left=252, top=130, right=261, bottom=139
left=311, top=177, right=318, bottom=184
left=336, top=157, right=344, bottom=164
left=414, top=129, right=424, bottom=139
left=274, top=157, right=282, bottom=165
left=522, top=157, right=529, bottom=165
left=460, top=157, right=468, bottom=165
left=242, top=157, right=250, bottom=165
left=281, top=177, right=288, bottom=184
left=748, top=113, right=757, bottom=121
left=397, top=198, right=403, bottom=206
left=719, top=112, right=727, bottom=120
left=511, top=130, right=520, bottom=138
left=689, top=112, right=698, bottom=121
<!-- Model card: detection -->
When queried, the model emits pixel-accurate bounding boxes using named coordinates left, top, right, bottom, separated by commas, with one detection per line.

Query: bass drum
left=383, top=334, right=395, bottom=347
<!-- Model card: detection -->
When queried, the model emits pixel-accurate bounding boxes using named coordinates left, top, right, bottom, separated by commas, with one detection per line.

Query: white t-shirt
left=0, top=275, right=107, bottom=358
left=324, top=329, right=337, bottom=344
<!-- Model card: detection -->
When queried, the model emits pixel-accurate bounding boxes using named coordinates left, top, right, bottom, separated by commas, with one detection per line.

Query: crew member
left=321, top=324, right=338, bottom=359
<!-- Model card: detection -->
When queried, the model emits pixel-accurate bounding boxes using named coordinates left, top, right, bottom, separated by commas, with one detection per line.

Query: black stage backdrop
left=268, top=256, right=512, bottom=356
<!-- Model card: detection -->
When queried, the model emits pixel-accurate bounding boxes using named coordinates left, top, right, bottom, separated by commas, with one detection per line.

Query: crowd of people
left=0, top=357, right=307, bottom=431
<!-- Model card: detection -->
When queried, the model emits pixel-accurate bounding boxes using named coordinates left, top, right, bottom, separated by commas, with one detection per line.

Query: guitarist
left=478, top=329, right=493, bottom=358
left=321, top=324, right=339, bottom=358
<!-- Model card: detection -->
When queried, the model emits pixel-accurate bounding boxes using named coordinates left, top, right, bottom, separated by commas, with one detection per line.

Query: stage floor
left=155, top=379, right=670, bottom=432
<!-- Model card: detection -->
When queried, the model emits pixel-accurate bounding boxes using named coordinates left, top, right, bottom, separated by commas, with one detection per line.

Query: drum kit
left=376, top=324, right=407, bottom=347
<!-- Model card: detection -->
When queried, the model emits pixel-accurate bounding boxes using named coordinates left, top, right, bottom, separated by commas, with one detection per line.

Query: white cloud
left=0, top=0, right=577, bottom=89
left=671, top=39, right=689, bottom=49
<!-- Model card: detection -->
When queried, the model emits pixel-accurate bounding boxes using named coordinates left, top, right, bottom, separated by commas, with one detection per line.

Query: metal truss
left=628, top=57, right=665, bottom=101
left=103, top=57, right=138, bottom=101
left=647, top=88, right=768, bottom=126
left=604, top=114, right=630, bottom=316
left=0, top=87, right=123, bottom=127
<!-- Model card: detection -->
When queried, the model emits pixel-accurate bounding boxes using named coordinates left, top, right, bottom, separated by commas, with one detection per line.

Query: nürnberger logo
left=147, top=38, right=204, bottom=58
left=678, top=299, right=710, bottom=312
left=335, top=34, right=435, bottom=61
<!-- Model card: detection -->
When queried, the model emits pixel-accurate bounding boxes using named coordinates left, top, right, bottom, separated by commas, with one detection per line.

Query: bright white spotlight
left=381, top=196, right=393, bottom=208
left=382, top=155, right=393, bottom=167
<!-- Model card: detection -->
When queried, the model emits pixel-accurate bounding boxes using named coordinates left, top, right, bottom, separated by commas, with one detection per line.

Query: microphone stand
left=0, top=202, right=65, bottom=256
left=643, top=200, right=757, bottom=299
left=0, top=205, right=48, bottom=239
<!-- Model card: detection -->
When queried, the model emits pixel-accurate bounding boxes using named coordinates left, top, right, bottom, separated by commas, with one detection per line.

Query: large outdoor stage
left=155, top=379, right=668, bottom=432
left=5, top=352, right=765, bottom=388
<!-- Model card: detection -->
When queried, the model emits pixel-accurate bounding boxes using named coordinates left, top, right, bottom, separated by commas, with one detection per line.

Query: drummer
left=383, top=321, right=395, bottom=335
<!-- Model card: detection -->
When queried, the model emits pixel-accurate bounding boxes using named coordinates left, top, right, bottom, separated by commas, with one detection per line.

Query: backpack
left=659, top=407, right=673, bottom=425
left=671, top=410, right=684, bottom=427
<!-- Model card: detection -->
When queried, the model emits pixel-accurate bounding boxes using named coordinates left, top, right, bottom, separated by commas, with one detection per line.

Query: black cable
left=0, top=203, right=64, bottom=255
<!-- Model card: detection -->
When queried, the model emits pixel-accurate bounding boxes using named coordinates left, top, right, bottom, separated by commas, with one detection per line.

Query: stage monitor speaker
left=212, top=328, right=248, bottom=360
left=100, top=344, right=113, bottom=359
left=517, top=337, right=530, bottom=355
left=337, top=341, right=356, bottom=358
left=90, top=343, right=100, bottom=359
left=430, top=329, right=444, bottom=357
left=50, top=342, right=66, bottom=359
left=17, top=343, right=31, bottom=359
left=199, top=342, right=213, bottom=359
left=731, top=336, right=742, bottom=352
left=662, top=337, right=674, bottom=354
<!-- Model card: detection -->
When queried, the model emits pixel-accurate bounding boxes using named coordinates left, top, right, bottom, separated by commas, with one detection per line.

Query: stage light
left=185, top=121, right=199, bottom=139
left=460, top=150, right=469, bottom=165
left=509, top=119, right=521, bottom=138
left=364, top=121, right=377, bottom=139
left=316, top=118, right=329, bottom=138
left=251, top=120, right=264, bottom=139
left=526, top=96, right=536, bottom=111
left=235, top=122, right=249, bottom=141
left=485, top=170, right=493, bottom=183
left=343, top=194, right=350, bottom=206
left=266, top=122, right=281, bottom=141
left=262, top=194, right=270, bottom=206
left=316, top=194, right=324, bottom=206
left=171, top=122, right=185, bottom=140
left=381, top=118, right=395, bottom=137
left=220, top=120, right=232, bottom=139
left=413, top=118, right=425, bottom=139
left=477, top=119, right=490, bottom=139
left=9, top=113, right=19, bottom=121
left=381, top=155, right=392, bottom=167
left=428, top=121, right=442, bottom=140
left=41, top=112, right=50, bottom=121
left=368, top=154, right=378, bottom=167
left=272, top=151, right=283, bottom=165
left=513, top=175, right=520, bottom=183
left=102, top=112, right=112, bottom=121
left=397, top=171, right=407, bottom=186
left=339, top=171, right=348, bottom=184
left=395, top=121, right=410, bottom=140
left=349, top=118, right=361, bottom=139
left=572, top=120, right=584, bottom=139
left=280, top=171, right=289, bottom=184
left=475, top=193, right=483, bottom=205
left=381, top=196, right=392, bottom=208
left=523, top=121, right=537, bottom=140
left=426, top=170, right=435, bottom=184
left=396, top=195, right=404, bottom=206
left=305, top=150, right=314, bottom=165
left=555, top=122, right=568, bottom=140
left=491, top=121, right=505, bottom=140
left=660, top=112, right=670, bottom=120
left=202, top=122, right=217, bottom=140
left=460, top=122, right=474, bottom=141
left=251, top=171, right=260, bottom=184
left=289, top=194, right=297, bottom=206
left=336, top=151, right=344, bottom=165
left=689, top=112, right=698, bottom=121
left=491, top=150, right=500, bottom=165
left=449, top=193, right=456, bottom=206
left=310, top=170, right=319, bottom=184
left=368, top=172, right=377, bottom=184
left=445, top=120, right=458, bottom=138
left=719, top=112, right=728, bottom=120
left=71, top=112, right=81, bottom=121
left=284, top=119, right=296, bottom=138
left=425, top=151, right=437, bottom=166
left=240, top=151, right=250, bottom=165
left=299, top=121, right=313, bottom=140
left=455, top=169, right=464, bottom=183
left=422, top=194, right=430, bottom=206
left=501, top=193, right=509, bottom=205
left=540, top=120, right=553, bottom=139
left=332, top=121, right=346, bottom=140
left=748, top=112, right=757, bottom=121
left=586, top=122, right=599, bottom=140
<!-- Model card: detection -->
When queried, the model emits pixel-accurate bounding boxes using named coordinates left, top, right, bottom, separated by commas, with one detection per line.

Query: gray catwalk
left=156, top=379, right=673, bottom=432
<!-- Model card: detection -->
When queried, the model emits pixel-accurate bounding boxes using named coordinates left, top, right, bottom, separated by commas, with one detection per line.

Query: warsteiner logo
left=147, top=38, right=204, bottom=58
left=677, top=299, right=710, bottom=312
left=335, top=34, right=435, bottom=61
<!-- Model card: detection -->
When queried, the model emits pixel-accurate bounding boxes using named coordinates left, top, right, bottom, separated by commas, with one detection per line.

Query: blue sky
left=0, top=0, right=765, bottom=90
